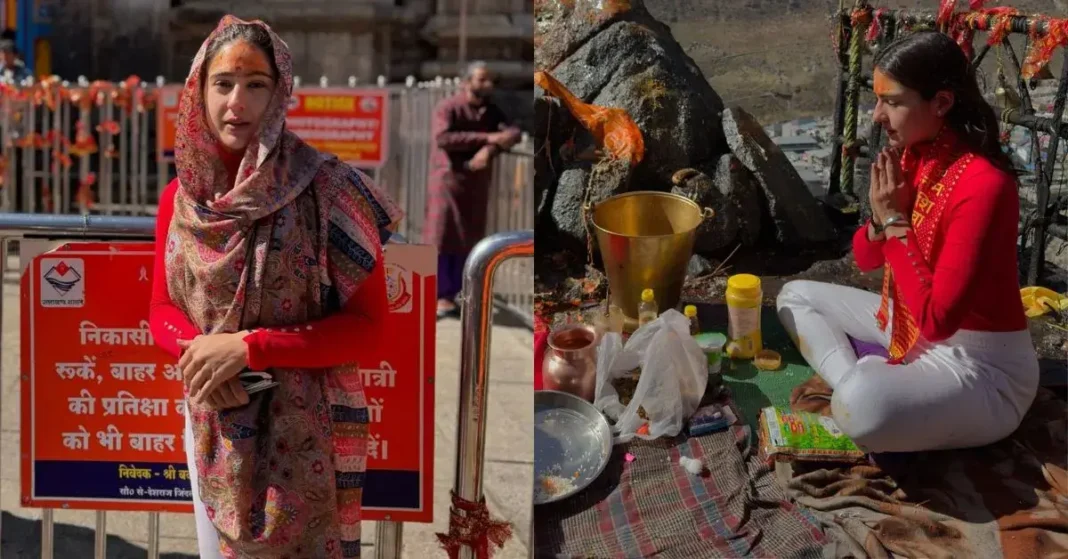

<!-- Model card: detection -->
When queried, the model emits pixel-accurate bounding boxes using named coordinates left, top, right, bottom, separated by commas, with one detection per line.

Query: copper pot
left=542, top=324, right=598, bottom=402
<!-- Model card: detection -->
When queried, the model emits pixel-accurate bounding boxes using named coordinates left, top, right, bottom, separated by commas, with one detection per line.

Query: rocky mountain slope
left=645, top=0, right=1066, bottom=124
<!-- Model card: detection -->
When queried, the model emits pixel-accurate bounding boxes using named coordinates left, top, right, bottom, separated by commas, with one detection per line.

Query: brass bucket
left=590, top=191, right=714, bottom=331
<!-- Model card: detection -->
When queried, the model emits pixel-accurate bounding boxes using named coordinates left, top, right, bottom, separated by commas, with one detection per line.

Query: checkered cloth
left=533, top=421, right=827, bottom=557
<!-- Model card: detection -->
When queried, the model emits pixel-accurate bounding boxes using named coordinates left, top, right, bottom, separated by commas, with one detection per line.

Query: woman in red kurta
left=147, top=16, right=402, bottom=558
left=776, top=31, right=1038, bottom=453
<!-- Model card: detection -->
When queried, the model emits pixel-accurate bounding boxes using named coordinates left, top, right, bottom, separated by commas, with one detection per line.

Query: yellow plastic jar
left=725, top=274, right=763, bottom=359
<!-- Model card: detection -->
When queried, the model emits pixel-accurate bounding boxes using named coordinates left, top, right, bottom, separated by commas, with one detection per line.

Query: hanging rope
left=841, top=2, right=872, bottom=199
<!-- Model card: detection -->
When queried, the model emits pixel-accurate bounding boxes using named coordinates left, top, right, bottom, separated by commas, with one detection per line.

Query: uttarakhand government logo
left=40, top=258, right=85, bottom=308
left=385, top=263, right=413, bottom=314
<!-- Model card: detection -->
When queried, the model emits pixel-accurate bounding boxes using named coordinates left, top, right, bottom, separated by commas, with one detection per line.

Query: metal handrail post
left=452, top=230, right=535, bottom=559
left=374, top=521, right=404, bottom=559
left=0, top=213, right=155, bottom=237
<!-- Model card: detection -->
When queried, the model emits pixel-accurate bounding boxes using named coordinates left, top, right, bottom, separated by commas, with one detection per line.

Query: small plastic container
left=637, top=288, right=658, bottom=327
left=726, top=274, right=763, bottom=359
left=694, top=331, right=727, bottom=375
left=683, top=304, right=699, bottom=335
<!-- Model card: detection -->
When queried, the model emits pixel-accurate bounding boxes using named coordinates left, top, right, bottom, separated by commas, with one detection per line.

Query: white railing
left=0, top=74, right=532, bottom=323
left=0, top=74, right=533, bottom=557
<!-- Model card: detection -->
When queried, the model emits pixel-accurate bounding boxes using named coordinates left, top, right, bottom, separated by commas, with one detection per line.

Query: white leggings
left=776, top=280, right=1039, bottom=453
left=184, top=408, right=224, bottom=559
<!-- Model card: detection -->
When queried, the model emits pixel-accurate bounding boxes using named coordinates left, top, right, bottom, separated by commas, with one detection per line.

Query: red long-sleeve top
left=853, top=153, right=1028, bottom=342
left=148, top=178, right=388, bottom=369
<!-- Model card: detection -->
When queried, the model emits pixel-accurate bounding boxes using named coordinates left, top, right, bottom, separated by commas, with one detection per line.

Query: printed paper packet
left=758, top=406, right=866, bottom=463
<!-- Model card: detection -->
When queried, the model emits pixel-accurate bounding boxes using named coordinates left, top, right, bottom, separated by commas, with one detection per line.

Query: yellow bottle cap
left=727, top=274, right=762, bottom=298
left=641, top=288, right=655, bottom=302
left=684, top=304, right=697, bottom=317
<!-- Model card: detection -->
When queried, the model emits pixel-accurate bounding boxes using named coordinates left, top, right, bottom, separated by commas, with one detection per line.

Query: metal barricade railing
left=0, top=74, right=533, bottom=323
left=451, top=230, right=535, bottom=559
left=0, top=214, right=535, bottom=559
left=487, top=146, right=534, bottom=326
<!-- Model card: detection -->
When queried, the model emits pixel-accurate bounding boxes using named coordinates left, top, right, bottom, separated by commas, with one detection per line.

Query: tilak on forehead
left=871, top=70, right=897, bottom=97
left=208, top=41, right=274, bottom=77
left=873, top=70, right=899, bottom=97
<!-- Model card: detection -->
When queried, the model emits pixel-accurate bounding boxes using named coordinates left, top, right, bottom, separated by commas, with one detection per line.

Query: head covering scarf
left=164, top=16, right=402, bottom=558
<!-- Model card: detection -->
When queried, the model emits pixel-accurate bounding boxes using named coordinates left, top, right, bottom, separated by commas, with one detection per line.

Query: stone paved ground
left=0, top=261, right=533, bottom=558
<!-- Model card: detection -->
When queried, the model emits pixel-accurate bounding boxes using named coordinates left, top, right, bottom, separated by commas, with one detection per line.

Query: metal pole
left=458, top=0, right=469, bottom=69
left=25, top=96, right=36, bottom=213
left=41, top=509, right=54, bottom=559
left=140, top=93, right=150, bottom=213
left=0, top=212, right=154, bottom=237
left=94, top=511, right=107, bottom=558
left=147, top=512, right=160, bottom=559
left=374, top=521, right=404, bottom=559
left=1003, top=38, right=1044, bottom=281
left=1029, top=49, right=1068, bottom=284
left=828, top=2, right=848, bottom=198
left=528, top=513, right=534, bottom=559
left=1, top=95, right=10, bottom=211
left=452, top=230, right=534, bottom=559
left=0, top=237, right=4, bottom=551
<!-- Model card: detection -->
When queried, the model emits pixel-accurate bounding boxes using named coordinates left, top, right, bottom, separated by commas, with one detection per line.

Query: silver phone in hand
left=239, top=371, right=279, bottom=395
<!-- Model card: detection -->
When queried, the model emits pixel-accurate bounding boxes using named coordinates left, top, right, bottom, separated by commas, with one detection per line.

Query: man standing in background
left=0, top=31, right=30, bottom=82
left=426, top=61, right=521, bottom=319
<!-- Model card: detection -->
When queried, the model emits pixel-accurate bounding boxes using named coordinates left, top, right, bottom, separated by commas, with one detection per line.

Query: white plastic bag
left=593, top=309, right=708, bottom=442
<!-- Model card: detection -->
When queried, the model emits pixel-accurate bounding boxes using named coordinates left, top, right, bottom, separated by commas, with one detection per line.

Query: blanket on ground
left=782, top=376, right=1068, bottom=559
left=534, top=422, right=827, bottom=558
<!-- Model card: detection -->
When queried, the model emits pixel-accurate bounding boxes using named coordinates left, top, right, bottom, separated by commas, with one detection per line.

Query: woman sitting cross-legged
left=776, top=31, right=1038, bottom=454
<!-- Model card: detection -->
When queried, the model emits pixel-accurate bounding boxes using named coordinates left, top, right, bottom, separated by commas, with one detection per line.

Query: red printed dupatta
left=875, top=129, right=974, bottom=363
left=164, top=16, right=403, bottom=558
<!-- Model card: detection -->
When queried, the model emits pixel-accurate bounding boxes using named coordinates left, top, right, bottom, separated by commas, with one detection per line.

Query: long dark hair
left=874, top=31, right=1014, bottom=173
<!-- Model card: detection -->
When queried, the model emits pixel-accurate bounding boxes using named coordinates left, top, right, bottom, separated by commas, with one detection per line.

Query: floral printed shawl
left=164, top=16, right=403, bottom=558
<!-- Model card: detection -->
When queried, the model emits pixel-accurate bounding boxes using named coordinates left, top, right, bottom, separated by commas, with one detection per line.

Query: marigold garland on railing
left=0, top=75, right=156, bottom=206
left=855, top=2, right=1068, bottom=80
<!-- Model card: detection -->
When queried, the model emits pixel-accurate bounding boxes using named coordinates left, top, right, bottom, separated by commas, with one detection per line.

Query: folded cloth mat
left=780, top=375, right=1068, bottom=559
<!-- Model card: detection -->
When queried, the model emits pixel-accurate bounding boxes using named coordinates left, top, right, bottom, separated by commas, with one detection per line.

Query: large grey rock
left=550, top=19, right=727, bottom=187
left=533, top=0, right=729, bottom=253
left=712, top=154, right=764, bottom=247
left=671, top=166, right=734, bottom=253
left=545, top=159, right=634, bottom=254
left=853, top=154, right=874, bottom=221
left=534, top=92, right=576, bottom=219
left=670, top=154, right=765, bottom=254
left=535, top=0, right=648, bottom=71
left=722, top=107, right=837, bottom=245
left=686, top=254, right=716, bottom=279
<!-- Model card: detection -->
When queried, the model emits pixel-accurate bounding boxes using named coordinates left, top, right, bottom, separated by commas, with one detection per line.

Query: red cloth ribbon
left=534, top=305, right=551, bottom=391
left=866, top=8, right=889, bottom=42
left=1023, top=17, right=1068, bottom=79
left=534, top=330, right=547, bottom=391
left=435, top=492, right=513, bottom=559
left=937, top=0, right=957, bottom=30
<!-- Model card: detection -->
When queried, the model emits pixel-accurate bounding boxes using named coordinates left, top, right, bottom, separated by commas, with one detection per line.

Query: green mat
left=692, top=303, right=816, bottom=433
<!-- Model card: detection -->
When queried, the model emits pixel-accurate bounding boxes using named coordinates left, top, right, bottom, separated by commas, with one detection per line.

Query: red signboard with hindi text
left=156, top=86, right=390, bottom=168
left=20, top=241, right=436, bottom=522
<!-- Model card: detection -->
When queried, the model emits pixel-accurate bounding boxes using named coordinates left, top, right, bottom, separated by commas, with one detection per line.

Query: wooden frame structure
left=828, top=0, right=1067, bottom=284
